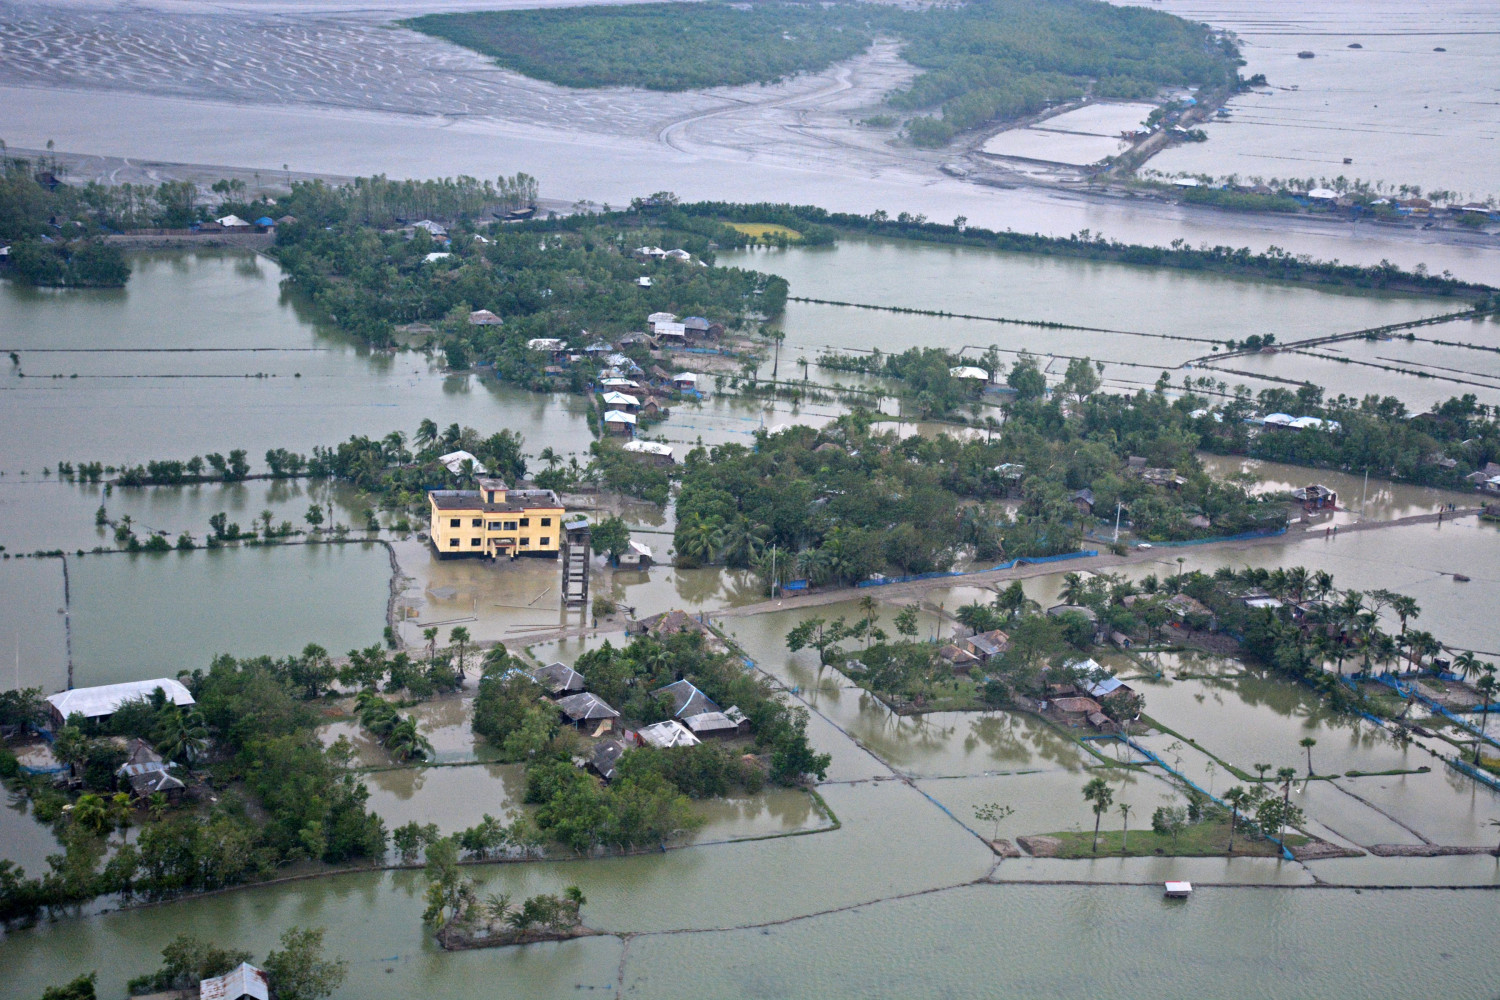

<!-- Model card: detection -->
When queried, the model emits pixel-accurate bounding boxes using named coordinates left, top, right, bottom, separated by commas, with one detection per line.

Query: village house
left=587, top=739, right=629, bottom=782
left=601, top=390, right=641, bottom=413
left=531, top=661, right=586, bottom=696
left=200, top=962, right=270, bottom=1000
left=1164, top=593, right=1215, bottom=627
left=602, top=410, right=637, bottom=436
left=628, top=609, right=728, bottom=653
left=427, top=478, right=564, bottom=559
left=961, top=629, right=1011, bottom=664
left=938, top=643, right=981, bottom=673
left=621, top=439, right=675, bottom=467
left=672, top=372, right=699, bottom=391
left=556, top=692, right=620, bottom=730
left=1068, top=488, right=1096, bottom=518
left=682, top=316, right=711, bottom=339
left=46, top=678, right=195, bottom=729
left=636, top=719, right=700, bottom=748
left=617, top=539, right=655, bottom=569
left=1291, top=484, right=1338, bottom=509
left=654, top=321, right=687, bottom=344
left=636, top=275, right=653, bottom=288
left=437, top=450, right=487, bottom=476
left=467, top=309, right=503, bottom=326
left=684, top=707, right=750, bottom=739
left=652, top=679, right=720, bottom=719
left=646, top=311, right=677, bottom=332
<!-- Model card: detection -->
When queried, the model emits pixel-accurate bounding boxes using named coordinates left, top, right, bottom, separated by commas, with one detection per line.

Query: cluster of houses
left=519, top=611, right=751, bottom=783
left=21, top=679, right=196, bottom=800
left=193, top=214, right=285, bottom=234
left=633, top=246, right=699, bottom=264
left=1464, top=461, right=1500, bottom=497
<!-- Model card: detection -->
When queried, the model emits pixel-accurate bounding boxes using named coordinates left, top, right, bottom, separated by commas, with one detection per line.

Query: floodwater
left=9, top=241, right=1500, bottom=996
left=1136, top=0, right=1500, bottom=199
left=722, top=238, right=1478, bottom=408
left=63, top=542, right=391, bottom=689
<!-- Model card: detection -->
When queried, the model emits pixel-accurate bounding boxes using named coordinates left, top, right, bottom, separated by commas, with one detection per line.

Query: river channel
left=4, top=243, right=1500, bottom=998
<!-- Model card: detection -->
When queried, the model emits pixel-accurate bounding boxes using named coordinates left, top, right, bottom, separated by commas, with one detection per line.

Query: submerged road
left=511, top=507, right=1483, bottom=646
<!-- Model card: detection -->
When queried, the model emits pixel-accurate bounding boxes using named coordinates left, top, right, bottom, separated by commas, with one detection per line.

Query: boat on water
left=1164, top=881, right=1193, bottom=899
left=1298, top=50, right=1315, bottom=59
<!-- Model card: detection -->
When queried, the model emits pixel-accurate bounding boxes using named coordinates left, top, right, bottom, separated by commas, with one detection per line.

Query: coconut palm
left=387, top=718, right=433, bottom=762
left=449, top=626, right=471, bottom=682
left=158, top=708, right=209, bottom=765
left=538, top=447, right=562, bottom=471
left=1223, top=786, right=1252, bottom=853
left=1312, top=570, right=1335, bottom=601
left=1475, top=668, right=1498, bottom=765
left=1453, top=650, right=1480, bottom=682
left=1118, top=802, right=1134, bottom=854
left=1299, top=737, right=1318, bottom=777
left=1083, top=776, right=1114, bottom=854
left=414, top=418, right=439, bottom=451
left=1059, top=573, right=1088, bottom=607
left=71, top=793, right=111, bottom=837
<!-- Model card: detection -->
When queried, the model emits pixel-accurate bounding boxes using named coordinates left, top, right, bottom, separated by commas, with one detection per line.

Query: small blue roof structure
left=255, top=216, right=275, bottom=227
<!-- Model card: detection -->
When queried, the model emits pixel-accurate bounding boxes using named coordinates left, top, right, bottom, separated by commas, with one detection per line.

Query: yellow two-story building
left=428, top=478, right=565, bottom=559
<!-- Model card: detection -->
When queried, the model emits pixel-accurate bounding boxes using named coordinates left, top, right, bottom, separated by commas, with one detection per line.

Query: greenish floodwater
left=66, top=542, right=390, bottom=687
left=6, top=243, right=1500, bottom=998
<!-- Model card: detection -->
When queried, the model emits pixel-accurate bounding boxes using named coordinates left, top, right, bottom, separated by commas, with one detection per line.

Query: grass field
left=727, top=222, right=803, bottom=241
left=1033, top=819, right=1306, bottom=859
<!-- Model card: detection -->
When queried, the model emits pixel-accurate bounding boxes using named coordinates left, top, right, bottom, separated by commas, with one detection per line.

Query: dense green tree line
left=407, top=0, right=1236, bottom=146
left=270, top=182, right=784, bottom=365
left=0, top=654, right=386, bottom=923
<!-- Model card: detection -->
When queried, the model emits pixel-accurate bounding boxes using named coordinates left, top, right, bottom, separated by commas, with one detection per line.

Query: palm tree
left=677, top=515, right=719, bottom=566
left=414, top=418, right=439, bottom=451
left=387, top=718, right=434, bottom=762
left=423, top=627, right=439, bottom=663
left=1453, top=650, right=1480, bottom=682
left=1059, top=573, right=1088, bottom=607
left=159, top=709, right=208, bottom=766
left=71, top=793, right=111, bottom=837
left=1118, top=802, right=1133, bottom=855
left=1223, top=786, right=1251, bottom=853
left=1285, top=566, right=1309, bottom=602
left=538, top=447, right=562, bottom=471
left=109, top=792, right=134, bottom=843
left=146, top=791, right=170, bottom=821
left=449, top=626, right=471, bottom=682
left=1389, top=594, right=1420, bottom=636
left=1083, top=776, right=1114, bottom=854
left=1312, top=570, right=1335, bottom=601
left=1299, top=736, right=1317, bottom=777
left=1475, top=668, right=1497, bottom=765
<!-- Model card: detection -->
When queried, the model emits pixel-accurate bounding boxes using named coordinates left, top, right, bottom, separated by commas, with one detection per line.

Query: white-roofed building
left=599, top=377, right=640, bottom=389
left=200, top=962, right=270, bottom=1000
left=646, top=312, right=678, bottom=330
left=622, top=440, right=674, bottom=464
left=603, top=410, right=638, bottom=435
left=636, top=276, right=653, bottom=287
left=655, top=321, right=687, bottom=341
left=949, top=366, right=991, bottom=381
left=468, top=309, right=503, bottom=326
left=46, top=678, right=194, bottom=728
left=601, top=391, right=641, bottom=411
left=527, top=337, right=567, bottom=353
left=618, top=539, right=655, bottom=568
left=412, top=220, right=448, bottom=237
left=437, top=450, right=488, bottom=475
left=215, top=214, right=251, bottom=228
left=672, top=372, right=699, bottom=390
left=423, top=252, right=452, bottom=263
left=635, top=719, right=700, bottom=749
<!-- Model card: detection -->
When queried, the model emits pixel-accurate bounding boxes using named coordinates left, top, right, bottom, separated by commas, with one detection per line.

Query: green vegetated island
left=405, top=0, right=1241, bottom=146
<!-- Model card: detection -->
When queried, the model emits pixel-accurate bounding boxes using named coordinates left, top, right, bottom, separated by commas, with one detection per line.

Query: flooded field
left=64, top=542, right=391, bottom=688
left=1136, top=0, right=1500, bottom=199
left=981, top=101, right=1154, bottom=166
left=5, top=226, right=1500, bottom=998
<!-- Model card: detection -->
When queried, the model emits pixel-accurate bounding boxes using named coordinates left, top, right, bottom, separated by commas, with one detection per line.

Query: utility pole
left=1113, top=501, right=1123, bottom=544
